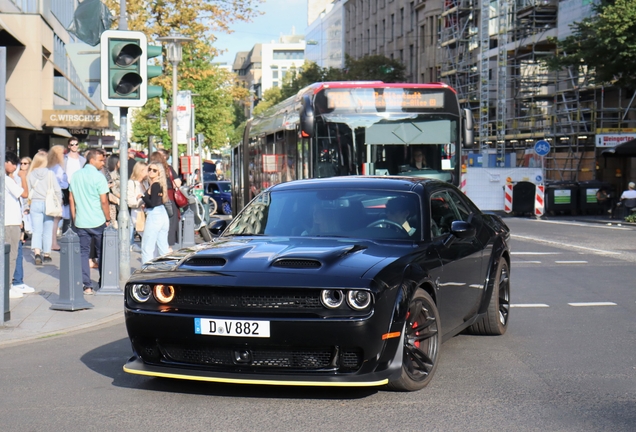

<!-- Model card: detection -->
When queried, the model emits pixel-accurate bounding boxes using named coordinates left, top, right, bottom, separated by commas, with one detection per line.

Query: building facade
left=1, top=0, right=107, bottom=156
left=305, top=0, right=345, bottom=68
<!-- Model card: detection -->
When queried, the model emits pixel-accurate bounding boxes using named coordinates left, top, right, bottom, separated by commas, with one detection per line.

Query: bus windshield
left=315, top=113, right=458, bottom=182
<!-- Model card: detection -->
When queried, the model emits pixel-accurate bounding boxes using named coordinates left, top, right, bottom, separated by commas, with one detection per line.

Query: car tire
left=221, top=201, right=232, bottom=215
left=388, top=289, right=440, bottom=392
left=467, top=256, right=510, bottom=336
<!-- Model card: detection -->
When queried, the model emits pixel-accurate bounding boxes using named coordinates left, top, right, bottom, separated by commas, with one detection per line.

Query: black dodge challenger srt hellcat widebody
left=123, top=176, right=511, bottom=391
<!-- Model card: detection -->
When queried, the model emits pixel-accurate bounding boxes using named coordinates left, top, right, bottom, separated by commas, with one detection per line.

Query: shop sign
left=596, top=134, right=636, bottom=147
left=42, top=110, right=110, bottom=129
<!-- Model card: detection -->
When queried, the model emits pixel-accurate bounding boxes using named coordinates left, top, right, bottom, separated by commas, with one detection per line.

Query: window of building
left=382, top=19, right=386, bottom=46
left=400, top=8, right=404, bottom=37
left=409, top=45, right=415, bottom=80
left=374, top=24, right=378, bottom=50
left=410, top=2, right=415, bottom=32
left=391, top=14, right=395, bottom=41
left=366, top=29, right=370, bottom=54
left=273, top=50, right=303, bottom=60
left=272, top=65, right=279, bottom=79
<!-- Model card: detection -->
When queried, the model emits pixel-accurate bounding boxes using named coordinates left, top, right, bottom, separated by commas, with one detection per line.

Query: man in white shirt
left=620, top=181, right=636, bottom=200
left=4, top=152, right=35, bottom=298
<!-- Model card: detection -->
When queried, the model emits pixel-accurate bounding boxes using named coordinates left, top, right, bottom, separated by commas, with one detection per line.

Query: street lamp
left=157, top=33, right=194, bottom=171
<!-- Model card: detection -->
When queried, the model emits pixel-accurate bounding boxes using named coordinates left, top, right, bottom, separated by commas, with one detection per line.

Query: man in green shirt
left=69, top=149, right=111, bottom=295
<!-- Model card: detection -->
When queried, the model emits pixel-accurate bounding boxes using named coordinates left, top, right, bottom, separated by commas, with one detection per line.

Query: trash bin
left=512, top=181, right=536, bottom=215
left=4, top=243, right=10, bottom=322
left=546, top=181, right=579, bottom=215
left=578, top=180, right=610, bottom=215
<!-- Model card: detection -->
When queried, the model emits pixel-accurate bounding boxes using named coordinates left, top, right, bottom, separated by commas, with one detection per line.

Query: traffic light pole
left=118, top=107, right=131, bottom=282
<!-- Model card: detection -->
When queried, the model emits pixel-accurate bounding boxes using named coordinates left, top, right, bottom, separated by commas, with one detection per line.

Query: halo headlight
left=347, top=290, right=372, bottom=310
left=131, top=284, right=152, bottom=303
left=320, top=289, right=344, bottom=309
left=154, top=284, right=175, bottom=303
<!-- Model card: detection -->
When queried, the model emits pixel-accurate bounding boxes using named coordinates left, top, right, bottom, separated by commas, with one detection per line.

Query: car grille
left=173, top=287, right=323, bottom=311
left=149, top=341, right=363, bottom=372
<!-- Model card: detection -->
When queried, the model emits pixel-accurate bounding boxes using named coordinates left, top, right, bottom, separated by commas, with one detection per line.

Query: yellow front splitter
left=123, top=364, right=388, bottom=388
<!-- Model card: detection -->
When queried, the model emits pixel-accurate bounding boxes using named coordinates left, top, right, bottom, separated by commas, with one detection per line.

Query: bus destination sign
left=324, top=89, right=445, bottom=111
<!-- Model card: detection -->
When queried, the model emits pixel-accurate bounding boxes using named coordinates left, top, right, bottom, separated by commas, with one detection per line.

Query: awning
left=6, top=102, right=38, bottom=130
left=601, top=139, right=636, bottom=157
left=52, top=127, right=72, bottom=138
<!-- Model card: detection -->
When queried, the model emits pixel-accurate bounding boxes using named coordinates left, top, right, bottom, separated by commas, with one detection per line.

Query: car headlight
left=154, top=284, right=175, bottom=303
left=347, top=290, right=372, bottom=310
left=131, top=284, right=152, bottom=303
left=321, top=289, right=344, bottom=309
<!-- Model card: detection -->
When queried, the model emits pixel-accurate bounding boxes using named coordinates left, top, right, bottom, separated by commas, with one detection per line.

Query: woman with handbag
left=127, top=161, right=148, bottom=250
left=139, top=162, right=170, bottom=264
left=47, top=145, right=68, bottom=251
left=149, top=151, right=180, bottom=250
left=27, top=152, right=62, bottom=265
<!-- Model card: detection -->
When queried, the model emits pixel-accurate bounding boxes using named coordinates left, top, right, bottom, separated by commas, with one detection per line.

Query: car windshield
left=217, top=182, right=231, bottom=193
left=224, top=188, right=422, bottom=240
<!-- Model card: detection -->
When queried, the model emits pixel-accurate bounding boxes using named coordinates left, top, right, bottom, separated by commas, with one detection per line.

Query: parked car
left=204, top=180, right=232, bottom=215
left=123, top=176, right=511, bottom=391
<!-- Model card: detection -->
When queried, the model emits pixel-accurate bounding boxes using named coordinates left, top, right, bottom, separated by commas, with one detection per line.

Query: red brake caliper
left=413, top=321, right=420, bottom=348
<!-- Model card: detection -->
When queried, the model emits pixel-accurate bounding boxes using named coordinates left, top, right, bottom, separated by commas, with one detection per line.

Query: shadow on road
left=81, top=338, right=379, bottom=400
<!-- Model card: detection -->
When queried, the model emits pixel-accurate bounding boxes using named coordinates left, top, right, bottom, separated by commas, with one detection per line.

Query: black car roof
left=269, top=176, right=444, bottom=192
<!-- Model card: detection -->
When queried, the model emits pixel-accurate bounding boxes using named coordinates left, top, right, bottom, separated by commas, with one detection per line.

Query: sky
left=212, top=0, right=308, bottom=65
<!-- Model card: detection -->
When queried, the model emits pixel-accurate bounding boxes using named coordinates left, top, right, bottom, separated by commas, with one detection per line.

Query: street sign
left=534, top=140, right=551, bottom=156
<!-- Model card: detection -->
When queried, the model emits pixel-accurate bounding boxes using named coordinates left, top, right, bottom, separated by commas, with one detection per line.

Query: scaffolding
left=438, top=0, right=636, bottom=182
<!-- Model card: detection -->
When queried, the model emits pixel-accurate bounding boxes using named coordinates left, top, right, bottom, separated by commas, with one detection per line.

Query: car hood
left=136, top=236, right=416, bottom=284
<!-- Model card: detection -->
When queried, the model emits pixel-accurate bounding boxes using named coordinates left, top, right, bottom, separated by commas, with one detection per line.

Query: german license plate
left=194, top=318, right=270, bottom=338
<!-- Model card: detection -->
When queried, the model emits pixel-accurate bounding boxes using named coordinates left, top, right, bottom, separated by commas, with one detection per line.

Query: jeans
left=78, top=224, right=106, bottom=289
left=12, top=239, right=24, bottom=285
left=141, top=206, right=170, bottom=264
left=30, top=200, right=54, bottom=254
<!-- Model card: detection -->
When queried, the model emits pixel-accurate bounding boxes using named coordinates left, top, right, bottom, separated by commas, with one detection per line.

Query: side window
left=446, top=190, right=472, bottom=222
left=430, top=191, right=459, bottom=237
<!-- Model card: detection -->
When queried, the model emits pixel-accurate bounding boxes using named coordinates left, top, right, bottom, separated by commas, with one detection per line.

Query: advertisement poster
left=176, top=90, right=191, bottom=145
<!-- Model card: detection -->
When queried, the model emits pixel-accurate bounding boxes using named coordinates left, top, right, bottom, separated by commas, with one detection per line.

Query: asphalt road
left=0, top=217, right=634, bottom=431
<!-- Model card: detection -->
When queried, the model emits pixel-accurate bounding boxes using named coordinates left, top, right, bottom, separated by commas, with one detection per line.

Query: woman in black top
left=139, top=162, right=170, bottom=263
left=150, top=151, right=180, bottom=247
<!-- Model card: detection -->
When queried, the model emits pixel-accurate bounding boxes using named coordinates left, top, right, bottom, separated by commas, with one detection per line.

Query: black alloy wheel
left=467, top=256, right=510, bottom=335
left=388, top=289, right=440, bottom=391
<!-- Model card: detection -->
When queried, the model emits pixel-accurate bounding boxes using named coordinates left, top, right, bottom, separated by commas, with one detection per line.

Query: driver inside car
left=385, top=197, right=417, bottom=236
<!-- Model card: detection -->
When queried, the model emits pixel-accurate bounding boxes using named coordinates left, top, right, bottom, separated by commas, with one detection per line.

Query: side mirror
left=208, top=219, right=228, bottom=236
left=463, top=108, right=474, bottom=147
left=450, top=220, right=476, bottom=239
left=300, top=94, right=314, bottom=136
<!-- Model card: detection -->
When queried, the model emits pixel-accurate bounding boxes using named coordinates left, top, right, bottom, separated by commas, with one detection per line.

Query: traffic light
left=100, top=30, right=163, bottom=107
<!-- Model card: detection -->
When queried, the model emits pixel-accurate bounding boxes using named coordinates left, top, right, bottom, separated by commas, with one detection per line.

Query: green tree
left=253, top=86, right=284, bottom=116
left=546, top=0, right=636, bottom=89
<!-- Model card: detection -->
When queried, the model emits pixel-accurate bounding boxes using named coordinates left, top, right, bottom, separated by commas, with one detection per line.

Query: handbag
left=168, top=169, right=188, bottom=208
left=135, top=209, right=146, bottom=232
left=45, top=172, right=63, bottom=217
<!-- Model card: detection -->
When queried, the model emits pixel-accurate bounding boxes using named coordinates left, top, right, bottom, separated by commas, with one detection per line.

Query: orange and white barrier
left=504, top=183, right=513, bottom=213
left=534, top=184, right=545, bottom=217
left=460, top=173, right=467, bottom=194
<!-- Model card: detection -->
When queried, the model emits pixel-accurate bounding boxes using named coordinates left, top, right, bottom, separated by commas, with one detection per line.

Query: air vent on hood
left=272, top=259, right=321, bottom=269
left=183, top=257, right=227, bottom=267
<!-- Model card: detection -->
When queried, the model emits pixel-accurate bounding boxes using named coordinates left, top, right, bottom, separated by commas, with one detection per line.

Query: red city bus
left=231, top=81, right=473, bottom=214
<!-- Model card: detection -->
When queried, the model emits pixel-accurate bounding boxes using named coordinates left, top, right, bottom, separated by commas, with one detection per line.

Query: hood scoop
left=272, top=259, right=322, bottom=269
left=182, top=257, right=227, bottom=267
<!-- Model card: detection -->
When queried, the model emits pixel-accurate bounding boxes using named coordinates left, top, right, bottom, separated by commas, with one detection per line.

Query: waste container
left=4, top=243, right=10, bottom=322
left=578, top=180, right=611, bottom=215
left=545, top=181, right=578, bottom=215
left=512, top=181, right=536, bottom=215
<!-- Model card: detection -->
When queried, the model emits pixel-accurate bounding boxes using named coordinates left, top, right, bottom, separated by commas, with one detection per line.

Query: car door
left=429, top=189, right=484, bottom=335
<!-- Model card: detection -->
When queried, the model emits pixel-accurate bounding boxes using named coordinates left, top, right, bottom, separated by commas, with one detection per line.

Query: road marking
left=511, top=304, right=550, bottom=308
left=534, top=220, right=632, bottom=230
left=512, top=234, right=621, bottom=256
left=511, top=252, right=560, bottom=255
left=568, top=302, right=617, bottom=307
left=554, top=260, right=588, bottom=264
left=511, top=260, right=542, bottom=264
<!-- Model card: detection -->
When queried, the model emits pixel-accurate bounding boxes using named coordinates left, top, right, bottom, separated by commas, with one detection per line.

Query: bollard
left=181, top=208, right=196, bottom=248
left=98, top=225, right=122, bottom=295
left=51, top=229, right=93, bottom=311
left=4, top=243, right=10, bottom=321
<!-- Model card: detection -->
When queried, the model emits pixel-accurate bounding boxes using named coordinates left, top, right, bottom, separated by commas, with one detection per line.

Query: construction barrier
left=535, top=184, right=545, bottom=217
left=504, top=183, right=513, bottom=213
left=460, top=173, right=467, bottom=194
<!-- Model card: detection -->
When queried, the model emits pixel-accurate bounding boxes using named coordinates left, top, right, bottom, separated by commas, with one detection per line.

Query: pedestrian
left=63, top=136, right=86, bottom=232
left=47, top=145, right=69, bottom=250
left=5, top=152, right=35, bottom=298
left=19, top=157, right=33, bottom=235
left=107, top=154, right=120, bottom=227
left=127, top=146, right=138, bottom=178
left=150, top=151, right=180, bottom=250
left=69, top=149, right=111, bottom=295
left=140, top=162, right=170, bottom=263
left=617, top=181, right=636, bottom=218
left=127, top=161, right=148, bottom=250
left=27, top=152, right=62, bottom=265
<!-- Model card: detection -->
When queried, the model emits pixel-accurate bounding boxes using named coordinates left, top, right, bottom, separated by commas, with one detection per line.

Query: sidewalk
left=0, top=242, right=142, bottom=347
